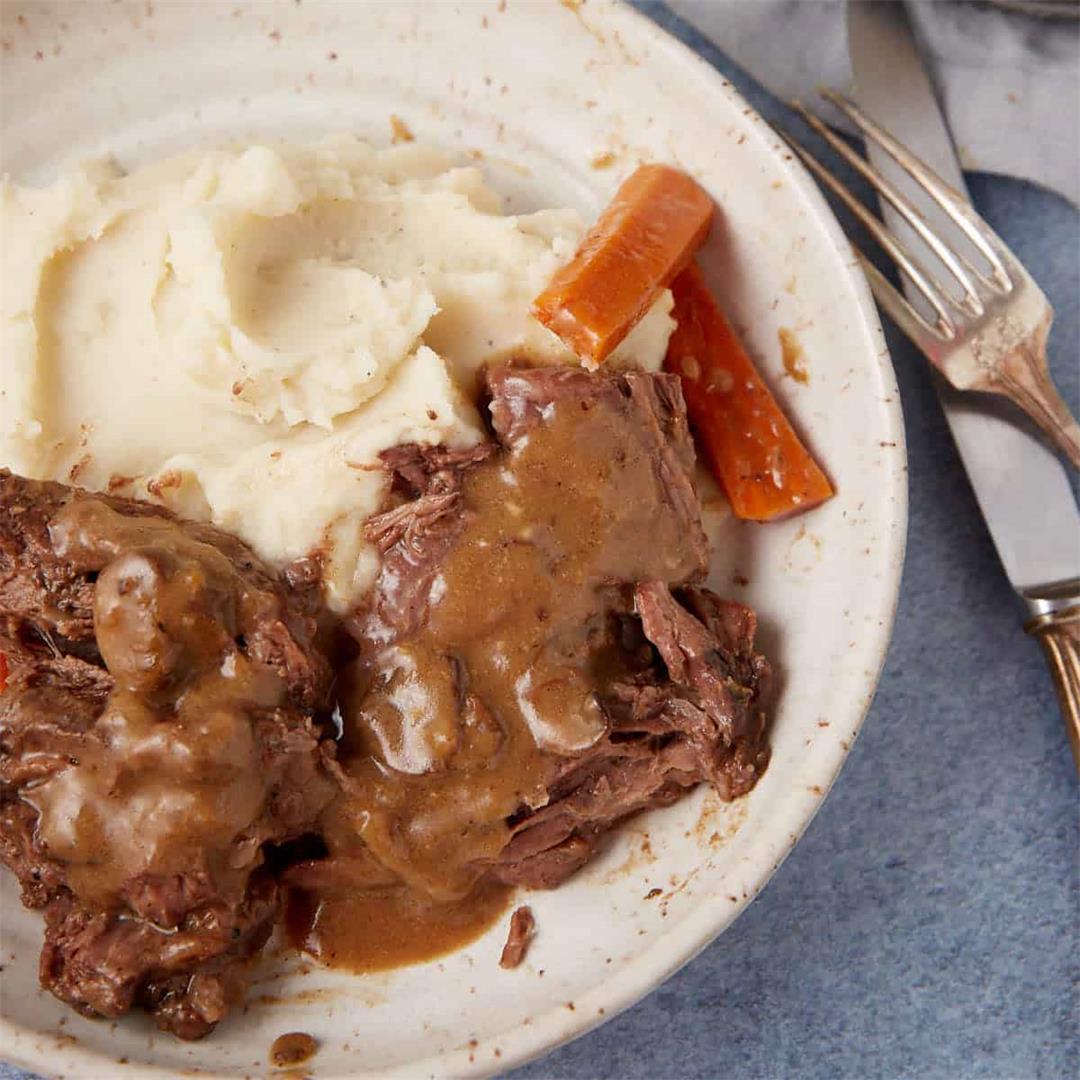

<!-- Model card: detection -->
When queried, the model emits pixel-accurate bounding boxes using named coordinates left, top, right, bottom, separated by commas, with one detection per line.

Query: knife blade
left=845, top=0, right=1080, bottom=601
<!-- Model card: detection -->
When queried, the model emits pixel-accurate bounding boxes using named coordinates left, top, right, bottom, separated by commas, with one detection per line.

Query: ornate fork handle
left=970, top=314, right=1080, bottom=470
left=1025, top=596, right=1080, bottom=771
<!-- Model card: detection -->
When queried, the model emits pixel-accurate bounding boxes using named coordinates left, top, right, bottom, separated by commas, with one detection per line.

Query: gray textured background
left=3, top=3, right=1078, bottom=1079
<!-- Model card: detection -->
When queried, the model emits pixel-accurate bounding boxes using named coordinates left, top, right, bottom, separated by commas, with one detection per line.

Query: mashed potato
left=1, top=137, right=674, bottom=608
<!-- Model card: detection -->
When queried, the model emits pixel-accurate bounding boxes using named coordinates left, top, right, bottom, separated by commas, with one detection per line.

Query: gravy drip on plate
left=285, top=878, right=511, bottom=973
left=269, top=1031, right=318, bottom=1067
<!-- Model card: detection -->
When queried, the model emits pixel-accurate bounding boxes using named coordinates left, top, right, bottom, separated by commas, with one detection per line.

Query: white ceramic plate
left=0, top=2, right=906, bottom=1076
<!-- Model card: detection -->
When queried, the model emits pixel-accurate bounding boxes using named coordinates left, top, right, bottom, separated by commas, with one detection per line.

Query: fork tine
left=819, top=88, right=1012, bottom=293
left=791, top=100, right=987, bottom=318
left=854, top=251, right=948, bottom=356
left=784, top=133, right=956, bottom=341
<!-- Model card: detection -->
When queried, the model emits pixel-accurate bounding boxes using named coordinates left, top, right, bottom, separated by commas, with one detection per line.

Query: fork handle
left=1025, top=601, right=1080, bottom=772
left=996, top=332, right=1080, bottom=470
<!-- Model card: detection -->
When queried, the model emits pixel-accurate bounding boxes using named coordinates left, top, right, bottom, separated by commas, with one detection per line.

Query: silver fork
left=785, top=88, right=1080, bottom=470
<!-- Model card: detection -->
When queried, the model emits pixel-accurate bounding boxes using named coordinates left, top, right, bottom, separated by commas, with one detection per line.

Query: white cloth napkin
left=667, top=0, right=1080, bottom=205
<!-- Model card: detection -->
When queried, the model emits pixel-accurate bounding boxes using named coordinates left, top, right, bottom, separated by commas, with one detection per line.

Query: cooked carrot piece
left=532, top=164, right=714, bottom=366
left=665, top=264, right=834, bottom=521
left=0, top=652, right=7, bottom=694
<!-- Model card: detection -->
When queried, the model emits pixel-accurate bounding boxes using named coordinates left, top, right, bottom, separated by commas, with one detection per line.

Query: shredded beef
left=0, top=470, right=334, bottom=1038
left=492, top=370, right=767, bottom=887
left=39, top=878, right=278, bottom=1040
left=493, top=582, right=770, bottom=889
left=322, top=366, right=770, bottom=898
left=357, top=443, right=492, bottom=647
left=0, top=361, right=775, bottom=1030
left=499, top=905, right=536, bottom=969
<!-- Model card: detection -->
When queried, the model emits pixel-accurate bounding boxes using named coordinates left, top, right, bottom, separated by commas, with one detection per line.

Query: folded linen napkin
left=666, top=0, right=1079, bottom=204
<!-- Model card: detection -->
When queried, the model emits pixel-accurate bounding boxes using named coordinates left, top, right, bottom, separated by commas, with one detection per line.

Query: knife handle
left=1025, top=603, right=1080, bottom=772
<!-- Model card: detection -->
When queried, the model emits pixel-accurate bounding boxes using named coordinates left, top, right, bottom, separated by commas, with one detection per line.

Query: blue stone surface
left=2, top=4, right=1076, bottom=1079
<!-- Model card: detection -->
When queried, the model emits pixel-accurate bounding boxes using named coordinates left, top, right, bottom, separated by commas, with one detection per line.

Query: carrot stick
left=532, top=164, right=714, bottom=366
left=665, top=264, right=834, bottom=521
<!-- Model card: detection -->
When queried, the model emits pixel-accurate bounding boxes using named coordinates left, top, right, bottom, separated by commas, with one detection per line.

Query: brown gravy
left=269, top=1031, right=318, bottom=1067
left=285, top=880, right=511, bottom=973
left=327, top=372, right=703, bottom=907
left=24, top=498, right=330, bottom=915
left=779, top=326, right=809, bottom=384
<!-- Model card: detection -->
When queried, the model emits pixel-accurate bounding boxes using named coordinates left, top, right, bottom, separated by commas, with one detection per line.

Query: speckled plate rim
left=419, top=11, right=909, bottom=1076
left=0, top=2, right=907, bottom=1077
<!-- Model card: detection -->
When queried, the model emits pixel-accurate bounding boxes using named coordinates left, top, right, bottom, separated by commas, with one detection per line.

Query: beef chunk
left=0, top=470, right=335, bottom=1038
left=0, top=471, right=328, bottom=707
left=355, top=368, right=707, bottom=655
left=492, top=582, right=770, bottom=890
left=357, top=443, right=492, bottom=648
left=321, top=365, right=769, bottom=901
left=499, top=905, right=536, bottom=969
left=634, top=580, right=770, bottom=798
left=486, top=365, right=706, bottom=578
left=40, top=878, right=278, bottom=1039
